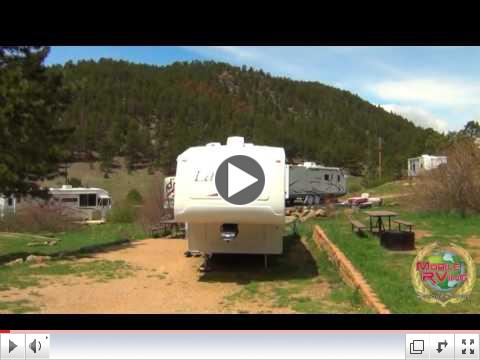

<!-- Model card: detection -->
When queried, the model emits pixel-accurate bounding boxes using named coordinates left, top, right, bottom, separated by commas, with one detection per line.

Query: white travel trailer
left=49, top=185, right=112, bottom=220
left=285, top=161, right=347, bottom=206
left=163, top=176, right=175, bottom=209
left=174, top=137, right=285, bottom=258
left=408, top=155, right=447, bottom=177
left=0, top=195, right=16, bottom=218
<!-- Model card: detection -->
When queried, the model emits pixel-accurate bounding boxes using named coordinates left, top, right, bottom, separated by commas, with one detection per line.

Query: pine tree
left=0, top=46, right=72, bottom=197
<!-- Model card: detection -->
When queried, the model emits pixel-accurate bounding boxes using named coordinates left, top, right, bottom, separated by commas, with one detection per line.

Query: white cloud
left=370, top=78, right=480, bottom=107
left=380, top=104, right=449, bottom=133
left=208, top=46, right=258, bottom=59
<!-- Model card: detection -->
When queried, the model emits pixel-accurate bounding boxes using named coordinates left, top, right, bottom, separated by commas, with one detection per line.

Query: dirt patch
left=467, top=236, right=480, bottom=249
left=466, top=236, right=480, bottom=262
left=0, top=235, right=360, bottom=314
left=1, top=239, right=245, bottom=313
left=415, top=230, right=433, bottom=240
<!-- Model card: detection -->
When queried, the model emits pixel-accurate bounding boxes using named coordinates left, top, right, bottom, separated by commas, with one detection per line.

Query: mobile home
left=49, top=185, right=112, bottom=220
left=408, top=155, right=447, bottom=177
left=286, top=162, right=347, bottom=206
left=174, top=136, right=285, bottom=256
left=0, top=195, right=16, bottom=218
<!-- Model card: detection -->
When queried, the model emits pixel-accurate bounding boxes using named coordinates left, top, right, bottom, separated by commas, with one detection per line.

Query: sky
left=46, top=46, right=480, bottom=133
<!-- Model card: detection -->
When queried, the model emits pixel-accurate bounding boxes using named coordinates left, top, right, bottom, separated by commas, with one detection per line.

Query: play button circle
left=215, top=155, right=265, bottom=205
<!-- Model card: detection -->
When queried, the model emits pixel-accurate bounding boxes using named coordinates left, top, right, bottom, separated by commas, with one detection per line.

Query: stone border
left=313, top=225, right=391, bottom=314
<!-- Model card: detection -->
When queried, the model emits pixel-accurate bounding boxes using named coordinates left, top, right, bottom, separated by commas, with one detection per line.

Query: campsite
left=1, top=153, right=480, bottom=314
left=2, top=46, right=480, bottom=314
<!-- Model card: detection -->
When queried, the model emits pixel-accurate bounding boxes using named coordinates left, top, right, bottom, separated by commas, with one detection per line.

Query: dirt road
left=1, top=238, right=304, bottom=313
left=25, top=239, right=248, bottom=313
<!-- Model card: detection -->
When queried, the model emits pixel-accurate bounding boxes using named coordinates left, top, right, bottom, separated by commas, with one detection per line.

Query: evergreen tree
left=0, top=47, right=72, bottom=197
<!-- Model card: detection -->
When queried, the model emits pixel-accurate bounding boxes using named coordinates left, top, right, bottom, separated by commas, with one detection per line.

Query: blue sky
left=46, top=46, right=480, bottom=132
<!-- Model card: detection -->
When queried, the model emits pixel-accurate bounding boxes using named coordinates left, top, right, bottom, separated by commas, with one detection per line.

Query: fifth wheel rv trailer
left=0, top=195, right=16, bottom=218
left=407, top=155, right=447, bottom=177
left=174, top=136, right=285, bottom=257
left=286, top=162, right=347, bottom=206
left=49, top=185, right=112, bottom=220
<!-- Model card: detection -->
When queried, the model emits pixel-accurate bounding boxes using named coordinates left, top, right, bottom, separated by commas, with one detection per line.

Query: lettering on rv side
left=194, top=169, right=215, bottom=182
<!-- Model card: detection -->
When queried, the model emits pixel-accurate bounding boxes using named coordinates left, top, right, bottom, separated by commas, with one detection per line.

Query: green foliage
left=48, top=59, right=446, bottom=178
left=346, top=179, right=363, bottom=194
left=126, top=188, right=143, bottom=204
left=107, top=202, right=137, bottom=223
left=68, top=177, right=82, bottom=187
left=0, top=46, right=73, bottom=197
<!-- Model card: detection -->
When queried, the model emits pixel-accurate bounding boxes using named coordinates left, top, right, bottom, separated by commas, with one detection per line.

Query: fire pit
left=380, top=231, right=415, bottom=251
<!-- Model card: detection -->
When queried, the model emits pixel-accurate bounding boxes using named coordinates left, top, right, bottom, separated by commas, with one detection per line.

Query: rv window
left=7, top=198, right=13, bottom=206
left=324, top=174, right=329, bottom=181
left=79, top=194, right=97, bottom=207
left=337, top=175, right=340, bottom=182
left=99, top=198, right=110, bottom=207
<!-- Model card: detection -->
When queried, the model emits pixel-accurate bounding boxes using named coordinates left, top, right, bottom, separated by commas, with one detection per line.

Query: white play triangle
left=228, top=162, right=258, bottom=198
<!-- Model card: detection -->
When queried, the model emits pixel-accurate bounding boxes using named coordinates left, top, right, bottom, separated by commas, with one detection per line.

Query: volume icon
left=29, top=339, right=41, bottom=354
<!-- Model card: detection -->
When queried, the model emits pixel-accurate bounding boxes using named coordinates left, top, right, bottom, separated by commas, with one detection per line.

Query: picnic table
left=364, top=210, right=398, bottom=234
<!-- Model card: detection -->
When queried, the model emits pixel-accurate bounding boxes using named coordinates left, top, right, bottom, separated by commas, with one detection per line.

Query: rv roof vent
left=226, top=136, right=245, bottom=147
left=303, top=161, right=317, bottom=168
left=206, top=142, right=221, bottom=147
left=62, top=185, right=73, bottom=189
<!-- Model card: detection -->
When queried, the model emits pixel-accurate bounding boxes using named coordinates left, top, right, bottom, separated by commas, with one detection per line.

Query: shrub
left=126, top=189, right=143, bottom=205
left=136, top=174, right=171, bottom=232
left=0, top=201, right=81, bottom=233
left=412, top=139, right=480, bottom=217
left=107, top=202, right=137, bottom=223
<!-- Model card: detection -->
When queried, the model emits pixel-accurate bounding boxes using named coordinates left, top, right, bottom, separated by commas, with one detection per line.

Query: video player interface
left=1, top=331, right=479, bottom=360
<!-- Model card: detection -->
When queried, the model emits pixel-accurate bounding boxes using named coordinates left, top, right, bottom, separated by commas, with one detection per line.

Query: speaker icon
left=29, top=338, right=42, bottom=354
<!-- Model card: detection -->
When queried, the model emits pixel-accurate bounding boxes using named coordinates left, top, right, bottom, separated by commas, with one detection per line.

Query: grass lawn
left=0, top=223, right=148, bottom=259
left=313, top=200, right=480, bottom=313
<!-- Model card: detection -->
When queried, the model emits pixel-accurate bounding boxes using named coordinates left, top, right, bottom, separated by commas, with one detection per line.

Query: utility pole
left=378, top=136, right=383, bottom=179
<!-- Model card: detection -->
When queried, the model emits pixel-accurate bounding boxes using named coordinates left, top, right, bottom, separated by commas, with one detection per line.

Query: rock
left=25, top=255, right=51, bottom=264
left=5, top=258, right=23, bottom=266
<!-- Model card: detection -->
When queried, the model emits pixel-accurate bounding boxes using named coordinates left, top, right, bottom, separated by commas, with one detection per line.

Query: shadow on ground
left=199, top=233, right=319, bottom=284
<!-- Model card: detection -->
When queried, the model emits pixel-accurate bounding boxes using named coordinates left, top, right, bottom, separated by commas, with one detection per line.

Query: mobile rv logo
left=411, top=243, right=476, bottom=306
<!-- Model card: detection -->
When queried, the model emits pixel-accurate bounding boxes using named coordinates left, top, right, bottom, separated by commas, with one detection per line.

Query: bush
left=69, top=177, right=82, bottom=187
left=0, top=201, right=81, bottom=233
left=107, top=202, right=137, bottom=223
left=136, top=174, right=171, bottom=232
left=413, top=139, right=480, bottom=217
left=126, top=189, right=143, bottom=205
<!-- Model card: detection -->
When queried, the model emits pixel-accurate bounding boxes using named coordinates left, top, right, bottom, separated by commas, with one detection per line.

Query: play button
left=215, top=155, right=265, bottom=205
left=9, top=340, right=17, bottom=353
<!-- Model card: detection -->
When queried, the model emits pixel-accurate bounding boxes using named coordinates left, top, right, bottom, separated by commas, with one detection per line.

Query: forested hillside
left=51, top=59, right=446, bottom=179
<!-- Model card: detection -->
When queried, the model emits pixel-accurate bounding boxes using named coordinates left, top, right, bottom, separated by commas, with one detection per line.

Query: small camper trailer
left=0, top=195, right=16, bottom=218
left=49, top=185, right=112, bottom=220
left=286, top=162, right=347, bottom=206
left=163, top=176, right=176, bottom=209
left=408, top=155, right=447, bottom=177
left=174, top=137, right=285, bottom=257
